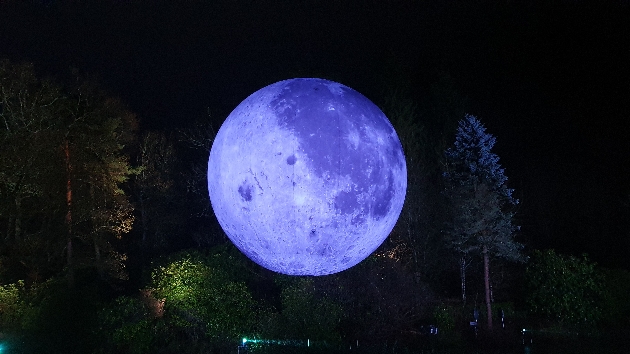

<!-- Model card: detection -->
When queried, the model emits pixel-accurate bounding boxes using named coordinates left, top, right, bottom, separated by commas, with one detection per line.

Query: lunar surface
left=208, top=78, right=407, bottom=275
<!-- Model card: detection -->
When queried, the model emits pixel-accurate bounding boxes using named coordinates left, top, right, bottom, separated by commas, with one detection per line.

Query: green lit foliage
left=151, top=253, right=256, bottom=343
left=526, top=249, right=603, bottom=328
left=0, top=279, right=53, bottom=352
left=150, top=250, right=258, bottom=347
left=98, top=248, right=262, bottom=353
left=0, top=280, right=31, bottom=332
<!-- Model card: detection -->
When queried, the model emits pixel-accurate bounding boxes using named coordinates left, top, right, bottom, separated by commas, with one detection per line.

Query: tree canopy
left=442, top=114, right=525, bottom=329
left=0, top=59, right=136, bottom=285
left=443, top=114, right=524, bottom=264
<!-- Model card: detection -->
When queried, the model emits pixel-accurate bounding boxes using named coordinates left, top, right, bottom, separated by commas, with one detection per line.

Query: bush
left=98, top=248, right=264, bottom=353
left=151, top=251, right=259, bottom=344
left=97, top=296, right=156, bottom=354
left=0, top=280, right=28, bottom=332
left=526, top=249, right=603, bottom=328
left=263, top=277, right=343, bottom=343
left=433, top=303, right=456, bottom=335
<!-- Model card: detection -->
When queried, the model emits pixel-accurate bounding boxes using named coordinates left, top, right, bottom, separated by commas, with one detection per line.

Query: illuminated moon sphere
left=208, top=78, right=407, bottom=275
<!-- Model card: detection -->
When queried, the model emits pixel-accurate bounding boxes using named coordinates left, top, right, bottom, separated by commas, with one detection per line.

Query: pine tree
left=443, top=114, right=525, bottom=330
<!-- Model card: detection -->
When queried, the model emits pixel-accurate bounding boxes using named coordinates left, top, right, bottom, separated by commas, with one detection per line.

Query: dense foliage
left=97, top=249, right=261, bottom=353
left=526, top=249, right=603, bottom=328
left=0, top=60, right=136, bottom=286
left=264, top=277, right=343, bottom=343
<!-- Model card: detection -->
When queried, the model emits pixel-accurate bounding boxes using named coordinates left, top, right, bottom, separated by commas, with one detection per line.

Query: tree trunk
left=483, top=245, right=492, bottom=331
left=14, top=195, right=21, bottom=241
left=64, top=140, right=74, bottom=288
left=140, top=191, right=147, bottom=247
left=5, top=215, right=12, bottom=242
left=460, top=256, right=467, bottom=303
left=94, top=240, right=104, bottom=278
left=66, top=238, right=74, bottom=287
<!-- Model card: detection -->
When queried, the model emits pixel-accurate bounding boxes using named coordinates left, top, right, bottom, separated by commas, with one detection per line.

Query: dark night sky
left=1, top=0, right=629, bottom=268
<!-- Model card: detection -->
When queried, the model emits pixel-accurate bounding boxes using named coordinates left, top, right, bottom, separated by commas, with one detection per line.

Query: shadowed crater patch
left=371, top=171, right=395, bottom=219
left=238, top=182, right=253, bottom=201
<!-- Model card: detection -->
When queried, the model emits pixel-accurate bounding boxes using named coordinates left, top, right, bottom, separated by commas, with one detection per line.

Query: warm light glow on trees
left=0, top=60, right=136, bottom=285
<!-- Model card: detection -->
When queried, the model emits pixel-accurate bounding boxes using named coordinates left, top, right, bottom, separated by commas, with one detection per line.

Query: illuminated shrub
left=0, top=280, right=28, bottom=332
left=99, top=249, right=262, bottom=353
left=150, top=251, right=259, bottom=345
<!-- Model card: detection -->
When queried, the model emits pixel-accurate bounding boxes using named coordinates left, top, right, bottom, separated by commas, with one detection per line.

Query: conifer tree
left=443, top=114, right=525, bottom=330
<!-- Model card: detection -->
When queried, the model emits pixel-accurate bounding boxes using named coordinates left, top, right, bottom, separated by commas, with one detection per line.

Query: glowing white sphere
left=208, top=78, right=407, bottom=275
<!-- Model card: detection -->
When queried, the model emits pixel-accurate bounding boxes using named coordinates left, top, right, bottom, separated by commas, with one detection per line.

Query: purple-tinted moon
left=208, top=78, right=407, bottom=275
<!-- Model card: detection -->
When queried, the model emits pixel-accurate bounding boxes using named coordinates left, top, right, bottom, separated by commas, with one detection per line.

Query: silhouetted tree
left=176, top=110, right=226, bottom=248
left=443, top=114, right=525, bottom=330
left=381, top=72, right=469, bottom=295
left=60, top=75, right=137, bottom=286
left=382, top=88, right=459, bottom=292
left=382, top=92, right=427, bottom=272
left=130, top=131, right=182, bottom=261
left=0, top=60, right=66, bottom=282
left=0, top=60, right=136, bottom=286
